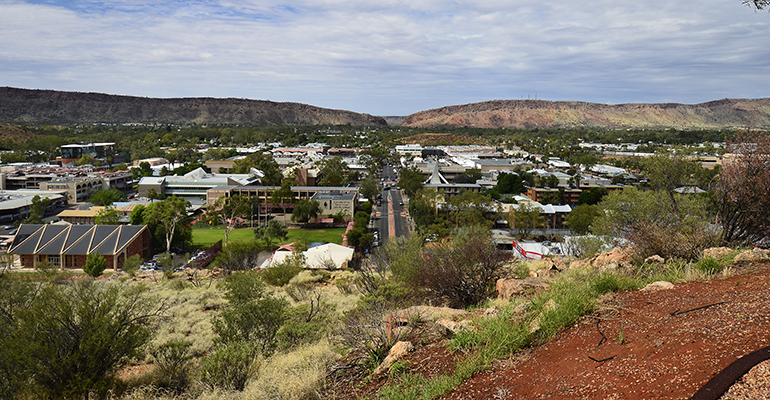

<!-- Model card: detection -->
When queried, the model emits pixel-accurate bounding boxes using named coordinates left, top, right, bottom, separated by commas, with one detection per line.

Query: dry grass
left=151, top=281, right=225, bottom=358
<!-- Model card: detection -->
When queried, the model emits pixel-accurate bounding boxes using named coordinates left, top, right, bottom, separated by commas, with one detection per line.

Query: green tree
left=317, top=156, right=349, bottom=187
left=76, top=154, right=94, bottom=166
left=24, top=195, right=51, bottom=224
left=397, top=166, right=425, bottom=198
left=84, top=251, right=107, bottom=277
left=592, top=186, right=714, bottom=260
left=453, top=168, right=482, bottom=184
left=510, top=203, right=546, bottom=237
left=204, top=194, right=252, bottom=245
left=254, top=219, right=288, bottom=250
left=360, top=177, right=379, bottom=203
left=292, top=199, right=322, bottom=223
left=495, top=172, right=526, bottom=194
left=144, top=196, right=192, bottom=253
left=129, top=204, right=146, bottom=225
left=122, top=254, right=143, bottom=276
left=95, top=207, right=122, bottom=225
left=271, top=180, right=296, bottom=223
left=232, top=152, right=282, bottom=185
left=565, top=204, right=602, bottom=235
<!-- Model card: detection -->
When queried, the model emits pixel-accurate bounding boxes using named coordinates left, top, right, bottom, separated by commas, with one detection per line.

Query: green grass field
left=192, top=227, right=346, bottom=248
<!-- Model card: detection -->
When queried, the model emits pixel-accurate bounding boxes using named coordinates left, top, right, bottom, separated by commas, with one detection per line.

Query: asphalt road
left=373, top=163, right=410, bottom=246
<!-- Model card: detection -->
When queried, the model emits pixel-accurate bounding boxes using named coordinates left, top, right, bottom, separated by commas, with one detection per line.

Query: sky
left=1, top=0, right=769, bottom=116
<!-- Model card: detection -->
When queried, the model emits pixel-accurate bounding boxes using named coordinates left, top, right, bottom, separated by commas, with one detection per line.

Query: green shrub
left=13, top=280, right=159, bottom=398
left=695, top=256, right=724, bottom=275
left=123, top=254, right=143, bottom=277
left=84, top=251, right=107, bottom=277
left=198, top=342, right=260, bottom=391
left=150, top=340, right=192, bottom=391
left=211, top=272, right=289, bottom=355
left=262, top=253, right=304, bottom=287
left=511, top=261, right=530, bottom=279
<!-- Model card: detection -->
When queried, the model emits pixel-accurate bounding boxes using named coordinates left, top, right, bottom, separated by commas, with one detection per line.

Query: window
left=49, top=255, right=60, bottom=268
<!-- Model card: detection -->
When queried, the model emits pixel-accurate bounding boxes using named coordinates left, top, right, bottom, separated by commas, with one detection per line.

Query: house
left=8, top=224, right=152, bottom=271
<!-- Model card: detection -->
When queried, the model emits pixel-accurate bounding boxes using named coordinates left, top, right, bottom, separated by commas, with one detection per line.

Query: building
left=0, top=190, right=67, bottom=224
left=136, top=167, right=262, bottom=200
left=8, top=224, right=152, bottom=270
left=422, top=163, right=481, bottom=197
left=207, top=185, right=359, bottom=217
left=312, top=191, right=357, bottom=216
left=57, top=142, right=116, bottom=165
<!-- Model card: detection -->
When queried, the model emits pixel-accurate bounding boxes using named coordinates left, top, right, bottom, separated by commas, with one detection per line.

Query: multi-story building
left=57, top=142, right=116, bottom=165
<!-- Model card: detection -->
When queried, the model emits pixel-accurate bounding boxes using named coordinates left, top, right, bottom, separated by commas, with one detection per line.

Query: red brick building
left=9, top=224, right=151, bottom=271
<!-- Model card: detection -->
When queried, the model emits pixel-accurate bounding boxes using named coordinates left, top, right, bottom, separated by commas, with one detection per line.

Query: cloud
left=1, top=0, right=769, bottom=115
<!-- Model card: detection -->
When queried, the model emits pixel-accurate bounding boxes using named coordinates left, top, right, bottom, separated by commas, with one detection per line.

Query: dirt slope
left=326, top=263, right=770, bottom=400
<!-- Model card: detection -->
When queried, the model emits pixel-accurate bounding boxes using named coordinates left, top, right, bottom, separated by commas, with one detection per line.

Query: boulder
left=641, top=281, right=674, bottom=291
left=496, top=277, right=551, bottom=299
left=703, top=247, right=733, bottom=259
left=372, top=341, right=414, bottom=376
left=733, top=248, right=770, bottom=263
left=435, top=318, right=473, bottom=337
left=590, top=247, right=633, bottom=271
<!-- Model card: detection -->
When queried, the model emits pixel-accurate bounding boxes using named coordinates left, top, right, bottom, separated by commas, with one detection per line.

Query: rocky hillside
left=402, top=98, right=770, bottom=129
left=0, top=87, right=387, bottom=126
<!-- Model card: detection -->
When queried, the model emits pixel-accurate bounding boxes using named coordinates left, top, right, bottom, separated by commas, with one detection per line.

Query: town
left=0, top=123, right=768, bottom=400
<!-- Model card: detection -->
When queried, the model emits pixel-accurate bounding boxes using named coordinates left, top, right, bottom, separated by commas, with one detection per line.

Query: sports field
left=192, top=227, right=346, bottom=248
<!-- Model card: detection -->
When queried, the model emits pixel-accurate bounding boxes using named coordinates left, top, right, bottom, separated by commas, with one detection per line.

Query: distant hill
left=0, top=87, right=387, bottom=126
left=402, top=98, right=770, bottom=129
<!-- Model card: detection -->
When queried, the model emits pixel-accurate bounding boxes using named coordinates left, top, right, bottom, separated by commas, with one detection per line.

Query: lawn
left=192, top=227, right=346, bottom=248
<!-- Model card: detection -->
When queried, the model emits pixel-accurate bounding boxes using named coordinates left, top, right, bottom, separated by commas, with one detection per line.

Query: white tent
left=263, top=243, right=354, bottom=270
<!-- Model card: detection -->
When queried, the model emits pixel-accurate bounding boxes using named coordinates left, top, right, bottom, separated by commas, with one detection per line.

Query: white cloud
left=1, top=0, right=769, bottom=115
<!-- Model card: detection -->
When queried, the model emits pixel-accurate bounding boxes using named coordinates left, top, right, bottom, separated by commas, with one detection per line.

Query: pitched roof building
left=8, top=224, right=152, bottom=271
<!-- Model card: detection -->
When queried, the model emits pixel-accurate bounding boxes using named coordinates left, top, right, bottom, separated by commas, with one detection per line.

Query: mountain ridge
left=3, top=87, right=770, bottom=129
left=0, top=87, right=387, bottom=126
left=401, top=98, right=770, bottom=129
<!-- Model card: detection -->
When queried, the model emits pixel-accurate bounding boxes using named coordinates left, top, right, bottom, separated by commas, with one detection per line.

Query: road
left=372, top=163, right=410, bottom=246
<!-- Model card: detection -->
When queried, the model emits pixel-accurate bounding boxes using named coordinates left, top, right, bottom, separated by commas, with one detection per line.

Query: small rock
left=733, top=248, right=769, bottom=263
left=372, top=341, right=414, bottom=376
left=641, top=281, right=674, bottom=291
left=703, top=247, right=733, bottom=259
left=484, top=306, right=500, bottom=317
left=435, top=318, right=473, bottom=337
left=644, top=255, right=665, bottom=265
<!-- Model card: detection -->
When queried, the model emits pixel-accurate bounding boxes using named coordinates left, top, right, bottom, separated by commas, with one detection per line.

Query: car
left=3, top=225, right=13, bottom=230
left=398, top=200, right=404, bottom=206
left=376, top=200, right=382, bottom=206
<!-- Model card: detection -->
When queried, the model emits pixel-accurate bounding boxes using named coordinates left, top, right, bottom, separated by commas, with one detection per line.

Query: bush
left=123, top=254, right=143, bottom=276
left=694, top=256, right=724, bottom=275
left=9, top=280, right=160, bottom=398
left=150, top=340, right=192, bottom=392
left=84, top=251, right=107, bottom=277
left=243, top=341, right=334, bottom=400
left=262, top=252, right=304, bottom=287
left=419, top=226, right=510, bottom=308
left=211, top=272, right=289, bottom=355
left=198, top=342, right=260, bottom=391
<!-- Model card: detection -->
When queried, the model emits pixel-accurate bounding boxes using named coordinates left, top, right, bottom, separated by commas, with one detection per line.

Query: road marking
left=388, top=197, right=396, bottom=239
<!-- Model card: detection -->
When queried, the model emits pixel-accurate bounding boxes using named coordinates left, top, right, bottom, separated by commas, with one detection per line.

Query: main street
left=373, top=164, right=410, bottom=246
